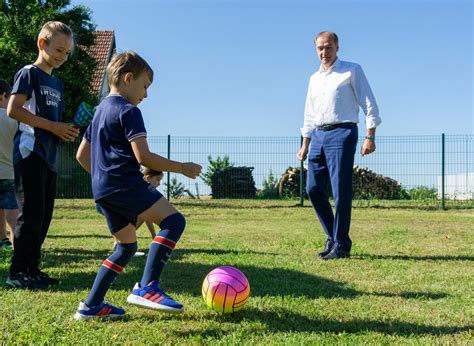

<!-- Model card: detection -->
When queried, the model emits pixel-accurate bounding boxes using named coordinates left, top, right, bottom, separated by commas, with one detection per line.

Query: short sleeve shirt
left=84, top=95, right=147, bottom=200
left=11, top=65, right=65, bottom=172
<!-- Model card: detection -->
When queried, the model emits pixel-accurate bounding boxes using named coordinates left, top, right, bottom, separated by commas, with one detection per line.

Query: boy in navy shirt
left=75, top=51, right=201, bottom=319
left=6, top=21, right=80, bottom=289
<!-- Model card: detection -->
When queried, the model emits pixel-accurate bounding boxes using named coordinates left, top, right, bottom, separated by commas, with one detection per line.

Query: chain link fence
left=57, top=134, right=474, bottom=209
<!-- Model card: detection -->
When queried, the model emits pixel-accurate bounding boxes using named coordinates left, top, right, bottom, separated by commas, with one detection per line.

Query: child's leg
left=138, top=198, right=185, bottom=287
left=10, top=155, right=48, bottom=277
left=136, top=217, right=156, bottom=238
left=5, top=209, right=18, bottom=243
left=0, top=209, right=7, bottom=241
left=84, top=223, right=137, bottom=307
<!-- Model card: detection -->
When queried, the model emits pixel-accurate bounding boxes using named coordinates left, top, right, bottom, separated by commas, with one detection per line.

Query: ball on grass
left=202, top=266, right=250, bottom=314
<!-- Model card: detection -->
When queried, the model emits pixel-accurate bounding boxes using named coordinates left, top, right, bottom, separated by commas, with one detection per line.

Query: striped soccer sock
left=85, top=242, right=137, bottom=307
left=140, top=213, right=186, bottom=287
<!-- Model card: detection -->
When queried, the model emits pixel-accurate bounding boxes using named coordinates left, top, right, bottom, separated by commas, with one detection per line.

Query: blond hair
left=106, top=51, right=154, bottom=88
left=38, top=21, right=74, bottom=45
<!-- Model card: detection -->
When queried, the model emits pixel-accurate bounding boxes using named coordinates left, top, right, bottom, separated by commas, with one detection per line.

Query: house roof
left=88, top=30, right=115, bottom=96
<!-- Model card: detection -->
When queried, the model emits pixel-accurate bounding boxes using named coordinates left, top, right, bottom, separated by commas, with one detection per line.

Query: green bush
left=408, top=186, right=438, bottom=200
left=201, top=155, right=233, bottom=186
left=257, top=169, right=279, bottom=199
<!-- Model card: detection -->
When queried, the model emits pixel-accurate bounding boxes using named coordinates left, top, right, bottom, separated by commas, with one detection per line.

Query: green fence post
left=167, top=134, right=171, bottom=200
left=300, top=136, right=304, bottom=207
left=441, top=133, right=445, bottom=210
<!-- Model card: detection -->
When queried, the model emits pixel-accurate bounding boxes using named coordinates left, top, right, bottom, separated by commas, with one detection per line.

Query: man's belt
left=316, top=123, right=356, bottom=131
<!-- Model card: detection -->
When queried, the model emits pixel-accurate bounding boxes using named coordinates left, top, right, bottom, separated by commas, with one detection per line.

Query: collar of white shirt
left=319, top=58, right=341, bottom=73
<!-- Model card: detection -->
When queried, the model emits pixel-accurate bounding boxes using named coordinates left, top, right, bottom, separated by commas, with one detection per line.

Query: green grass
left=0, top=199, right=472, bottom=344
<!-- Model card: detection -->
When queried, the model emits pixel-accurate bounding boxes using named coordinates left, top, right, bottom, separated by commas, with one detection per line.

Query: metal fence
left=57, top=134, right=474, bottom=209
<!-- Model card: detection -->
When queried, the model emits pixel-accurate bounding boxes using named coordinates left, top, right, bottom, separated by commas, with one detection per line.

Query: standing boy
left=6, top=21, right=80, bottom=288
left=75, top=51, right=201, bottom=319
left=0, top=80, right=18, bottom=251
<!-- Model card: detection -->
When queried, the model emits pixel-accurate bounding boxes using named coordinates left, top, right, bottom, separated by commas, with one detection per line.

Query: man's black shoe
left=317, top=239, right=334, bottom=257
left=322, top=247, right=350, bottom=260
left=28, top=270, right=60, bottom=286
left=5, top=273, right=50, bottom=289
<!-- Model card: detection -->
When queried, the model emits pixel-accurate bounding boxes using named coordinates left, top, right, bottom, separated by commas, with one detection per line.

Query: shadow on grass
left=0, top=248, right=448, bottom=302
left=173, top=201, right=307, bottom=209
left=173, top=307, right=472, bottom=337
left=357, top=253, right=474, bottom=262
left=47, top=234, right=111, bottom=239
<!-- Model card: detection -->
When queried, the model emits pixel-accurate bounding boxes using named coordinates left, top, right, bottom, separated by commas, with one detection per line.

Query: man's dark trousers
left=10, top=153, right=56, bottom=275
left=306, top=124, right=358, bottom=252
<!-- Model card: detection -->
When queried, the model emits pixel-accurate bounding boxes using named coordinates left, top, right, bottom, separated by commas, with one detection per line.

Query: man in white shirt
left=297, top=31, right=381, bottom=260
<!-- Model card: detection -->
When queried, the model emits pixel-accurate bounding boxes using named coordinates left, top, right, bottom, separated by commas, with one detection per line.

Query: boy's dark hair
left=140, top=166, right=163, bottom=177
left=0, top=79, right=12, bottom=97
left=107, top=51, right=154, bottom=88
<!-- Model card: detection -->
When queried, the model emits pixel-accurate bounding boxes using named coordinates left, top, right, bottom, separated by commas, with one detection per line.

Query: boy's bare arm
left=7, top=93, right=79, bottom=141
left=130, top=137, right=202, bottom=179
left=76, top=139, right=91, bottom=173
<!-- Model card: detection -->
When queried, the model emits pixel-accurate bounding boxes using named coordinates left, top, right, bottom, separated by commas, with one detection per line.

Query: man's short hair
left=0, top=79, right=12, bottom=97
left=38, top=21, right=74, bottom=45
left=314, top=31, right=339, bottom=46
left=107, top=51, right=154, bottom=88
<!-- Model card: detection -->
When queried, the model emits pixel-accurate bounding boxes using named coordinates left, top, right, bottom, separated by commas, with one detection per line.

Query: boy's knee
left=160, top=212, right=186, bottom=234
left=115, top=242, right=137, bottom=262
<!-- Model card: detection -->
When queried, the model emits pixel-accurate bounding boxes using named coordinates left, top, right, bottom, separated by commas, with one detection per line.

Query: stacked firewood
left=276, top=166, right=307, bottom=198
left=352, top=166, right=407, bottom=199
left=276, top=166, right=406, bottom=199
left=211, top=167, right=257, bottom=198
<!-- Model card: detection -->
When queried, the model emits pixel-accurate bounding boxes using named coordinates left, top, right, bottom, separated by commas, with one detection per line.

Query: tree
left=201, top=155, right=233, bottom=186
left=0, top=0, right=98, bottom=118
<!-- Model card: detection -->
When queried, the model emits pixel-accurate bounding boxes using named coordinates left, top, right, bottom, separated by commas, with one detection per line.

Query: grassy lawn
left=0, top=199, right=472, bottom=344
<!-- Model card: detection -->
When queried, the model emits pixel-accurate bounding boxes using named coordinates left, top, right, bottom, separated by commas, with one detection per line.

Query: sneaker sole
left=126, top=294, right=184, bottom=313
left=5, top=280, right=27, bottom=289
left=74, top=312, right=125, bottom=320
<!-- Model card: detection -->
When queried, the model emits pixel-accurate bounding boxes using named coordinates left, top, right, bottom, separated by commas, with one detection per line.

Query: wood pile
left=352, top=166, right=407, bottom=199
left=276, top=166, right=406, bottom=199
left=276, top=167, right=307, bottom=198
left=211, top=167, right=257, bottom=198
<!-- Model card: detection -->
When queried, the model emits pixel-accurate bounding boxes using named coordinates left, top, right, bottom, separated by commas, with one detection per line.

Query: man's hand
left=180, top=162, right=202, bottom=179
left=297, top=137, right=311, bottom=161
left=297, top=147, right=308, bottom=161
left=51, top=122, right=80, bottom=142
left=361, top=138, right=376, bottom=156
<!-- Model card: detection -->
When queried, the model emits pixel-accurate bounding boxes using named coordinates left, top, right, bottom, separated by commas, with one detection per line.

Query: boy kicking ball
left=75, top=51, right=201, bottom=320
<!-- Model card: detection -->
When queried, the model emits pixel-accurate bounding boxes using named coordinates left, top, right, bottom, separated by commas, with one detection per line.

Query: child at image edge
left=0, top=80, right=18, bottom=252
left=75, top=50, right=201, bottom=319
left=6, top=21, right=79, bottom=289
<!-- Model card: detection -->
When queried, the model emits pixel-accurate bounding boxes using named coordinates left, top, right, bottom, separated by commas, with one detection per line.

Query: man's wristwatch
left=365, top=135, right=375, bottom=141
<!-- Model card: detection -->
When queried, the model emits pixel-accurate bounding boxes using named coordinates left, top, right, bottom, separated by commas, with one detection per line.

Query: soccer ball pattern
left=202, top=266, right=250, bottom=313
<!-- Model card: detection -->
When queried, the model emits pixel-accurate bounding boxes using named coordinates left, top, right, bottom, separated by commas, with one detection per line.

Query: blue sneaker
left=74, top=301, right=125, bottom=320
left=127, top=281, right=184, bottom=313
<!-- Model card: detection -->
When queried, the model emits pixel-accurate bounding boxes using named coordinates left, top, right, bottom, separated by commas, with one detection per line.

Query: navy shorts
left=0, top=179, right=19, bottom=209
left=96, top=183, right=163, bottom=233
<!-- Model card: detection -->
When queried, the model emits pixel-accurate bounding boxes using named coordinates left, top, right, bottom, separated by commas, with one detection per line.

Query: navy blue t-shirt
left=12, top=65, right=65, bottom=172
left=84, top=95, right=148, bottom=200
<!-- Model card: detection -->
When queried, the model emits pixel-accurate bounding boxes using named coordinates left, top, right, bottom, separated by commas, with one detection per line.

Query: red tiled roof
left=88, top=30, right=115, bottom=97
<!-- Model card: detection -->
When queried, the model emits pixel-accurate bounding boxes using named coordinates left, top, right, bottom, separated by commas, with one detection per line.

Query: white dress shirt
left=301, top=58, right=381, bottom=138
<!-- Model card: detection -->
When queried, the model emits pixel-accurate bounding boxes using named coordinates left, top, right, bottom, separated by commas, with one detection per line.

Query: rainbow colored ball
left=202, top=266, right=250, bottom=313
